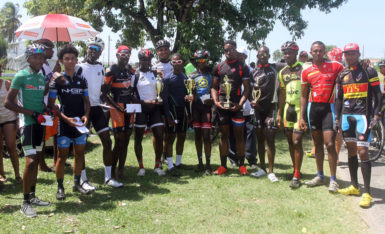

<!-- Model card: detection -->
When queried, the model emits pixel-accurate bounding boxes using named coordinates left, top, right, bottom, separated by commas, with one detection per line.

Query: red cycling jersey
left=301, top=60, right=344, bottom=103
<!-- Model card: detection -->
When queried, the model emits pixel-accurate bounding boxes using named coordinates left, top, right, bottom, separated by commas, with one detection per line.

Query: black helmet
left=155, top=39, right=170, bottom=49
left=138, top=49, right=154, bottom=60
left=281, top=41, right=299, bottom=52
left=194, top=50, right=210, bottom=59
left=378, top=60, right=385, bottom=67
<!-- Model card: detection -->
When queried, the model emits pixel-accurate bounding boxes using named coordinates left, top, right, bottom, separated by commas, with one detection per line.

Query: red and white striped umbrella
left=15, top=14, right=100, bottom=42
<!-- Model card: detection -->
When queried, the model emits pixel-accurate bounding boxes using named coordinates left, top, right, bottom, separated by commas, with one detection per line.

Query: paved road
left=337, top=148, right=385, bottom=234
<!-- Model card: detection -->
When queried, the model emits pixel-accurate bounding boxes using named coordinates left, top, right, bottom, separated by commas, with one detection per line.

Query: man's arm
left=334, top=74, right=343, bottom=131
left=81, top=96, right=91, bottom=126
left=4, top=89, right=33, bottom=116
left=299, top=83, right=309, bottom=131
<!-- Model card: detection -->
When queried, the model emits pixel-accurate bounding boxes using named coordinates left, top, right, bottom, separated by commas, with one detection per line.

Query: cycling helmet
left=155, top=39, right=170, bottom=49
left=35, top=39, right=54, bottom=49
left=378, top=60, right=385, bottom=67
left=328, top=47, right=343, bottom=62
left=194, top=49, right=210, bottom=59
left=86, top=36, right=105, bottom=51
left=138, top=49, right=154, bottom=60
left=25, top=43, right=45, bottom=57
left=281, top=41, right=299, bottom=52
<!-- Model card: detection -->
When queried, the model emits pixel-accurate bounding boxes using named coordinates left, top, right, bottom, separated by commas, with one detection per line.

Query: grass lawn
left=0, top=131, right=367, bottom=233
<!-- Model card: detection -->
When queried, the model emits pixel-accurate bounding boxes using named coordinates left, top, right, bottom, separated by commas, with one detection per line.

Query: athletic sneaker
left=214, top=166, right=227, bottom=175
left=167, top=167, right=181, bottom=177
left=338, top=185, right=360, bottom=196
left=29, top=194, right=51, bottom=206
left=137, top=168, right=146, bottom=176
left=250, top=164, right=258, bottom=170
left=73, top=184, right=91, bottom=194
left=328, top=180, right=339, bottom=193
left=205, top=164, right=212, bottom=175
left=56, top=188, right=65, bottom=200
left=105, top=178, right=123, bottom=188
left=359, top=193, right=373, bottom=208
left=20, top=201, right=36, bottom=218
left=251, top=169, right=267, bottom=178
left=81, top=180, right=96, bottom=191
left=268, top=173, right=279, bottom=183
left=239, top=165, right=248, bottom=175
left=305, top=151, right=315, bottom=158
left=174, top=163, right=193, bottom=170
left=305, top=176, right=324, bottom=187
left=154, top=167, right=166, bottom=176
left=290, top=178, right=301, bottom=189
left=195, top=163, right=205, bottom=172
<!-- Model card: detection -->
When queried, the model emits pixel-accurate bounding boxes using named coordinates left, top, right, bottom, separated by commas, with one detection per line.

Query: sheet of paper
left=40, top=115, right=54, bottom=126
left=73, top=117, right=89, bottom=134
left=126, top=104, right=142, bottom=113
left=200, top=94, right=210, bottom=103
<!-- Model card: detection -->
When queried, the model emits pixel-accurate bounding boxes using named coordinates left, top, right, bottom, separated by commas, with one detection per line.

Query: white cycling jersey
left=152, top=61, right=173, bottom=79
left=136, top=71, right=157, bottom=101
left=77, top=62, right=105, bottom=107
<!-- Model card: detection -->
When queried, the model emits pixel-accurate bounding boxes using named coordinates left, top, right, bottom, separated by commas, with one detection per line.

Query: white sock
left=175, top=155, right=182, bottom=166
left=167, top=157, right=174, bottom=169
left=80, top=169, right=87, bottom=183
left=104, top=166, right=111, bottom=182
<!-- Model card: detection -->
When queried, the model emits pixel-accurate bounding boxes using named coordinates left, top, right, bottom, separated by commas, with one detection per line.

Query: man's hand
left=230, top=103, right=242, bottom=112
left=81, top=115, right=88, bottom=127
left=250, top=101, right=260, bottom=110
left=185, top=95, right=193, bottom=102
left=335, top=119, right=341, bottom=132
left=369, top=115, right=380, bottom=129
left=265, top=116, right=274, bottom=128
left=215, top=101, right=225, bottom=110
left=156, top=70, right=165, bottom=79
left=276, top=115, right=282, bottom=130
left=299, top=118, right=308, bottom=131
left=52, top=72, right=66, bottom=86
left=32, top=112, right=45, bottom=124
left=65, top=117, right=76, bottom=127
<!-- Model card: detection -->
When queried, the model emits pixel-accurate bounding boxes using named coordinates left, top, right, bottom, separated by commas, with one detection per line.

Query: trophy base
left=157, top=97, right=163, bottom=103
left=223, top=102, right=231, bottom=109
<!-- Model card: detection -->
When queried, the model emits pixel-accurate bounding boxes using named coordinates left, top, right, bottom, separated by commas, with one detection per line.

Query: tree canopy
left=24, top=0, right=347, bottom=62
left=0, top=2, right=22, bottom=42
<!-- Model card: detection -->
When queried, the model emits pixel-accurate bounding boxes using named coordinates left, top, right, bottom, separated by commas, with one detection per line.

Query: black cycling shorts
left=22, top=124, right=44, bottom=156
left=192, top=101, right=212, bottom=129
left=58, top=120, right=83, bottom=139
left=134, top=103, right=164, bottom=129
left=254, top=109, right=277, bottom=130
left=307, top=102, right=335, bottom=131
left=341, top=114, right=371, bottom=147
left=216, top=108, right=245, bottom=127
left=165, top=106, right=188, bottom=134
left=89, top=106, right=109, bottom=134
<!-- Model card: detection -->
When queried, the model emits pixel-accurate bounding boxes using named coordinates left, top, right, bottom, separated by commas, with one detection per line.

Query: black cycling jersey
left=163, top=72, right=188, bottom=107
left=105, top=64, right=135, bottom=104
left=335, top=64, right=382, bottom=118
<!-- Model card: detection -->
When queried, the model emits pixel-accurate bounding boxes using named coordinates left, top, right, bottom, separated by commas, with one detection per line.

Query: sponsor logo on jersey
left=62, top=88, right=84, bottom=94
left=26, top=85, right=36, bottom=89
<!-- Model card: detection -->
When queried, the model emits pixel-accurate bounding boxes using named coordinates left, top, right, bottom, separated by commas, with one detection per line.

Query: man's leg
left=244, top=116, right=257, bottom=167
left=72, top=142, right=90, bottom=194
left=202, top=123, right=212, bottom=173
left=118, top=128, right=131, bottom=178
left=55, top=138, right=70, bottom=200
left=227, top=126, right=239, bottom=166
left=193, top=125, right=204, bottom=169
left=214, top=124, right=230, bottom=175
left=3, top=123, right=21, bottom=182
left=323, top=130, right=337, bottom=180
left=285, top=130, right=295, bottom=169
left=134, top=127, right=145, bottom=176
left=233, top=122, right=248, bottom=175
left=175, top=132, right=187, bottom=167
left=266, top=127, right=276, bottom=174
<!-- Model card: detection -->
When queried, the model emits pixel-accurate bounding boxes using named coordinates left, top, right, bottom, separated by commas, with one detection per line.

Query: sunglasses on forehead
left=171, top=60, right=183, bottom=65
left=197, top=59, right=208, bottom=63
left=118, top=53, right=130, bottom=57
left=89, top=45, right=101, bottom=52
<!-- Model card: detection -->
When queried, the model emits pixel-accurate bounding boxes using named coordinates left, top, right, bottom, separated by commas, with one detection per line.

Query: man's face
left=60, top=53, right=78, bottom=71
left=344, top=51, right=360, bottom=67
left=27, top=54, right=45, bottom=71
left=238, top=53, right=247, bottom=63
left=257, top=47, right=270, bottom=65
left=224, top=43, right=237, bottom=61
left=298, top=54, right=308, bottom=63
left=139, top=58, right=151, bottom=71
left=310, top=44, right=325, bottom=63
left=157, top=46, right=170, bottom=61
left=283, top=49, right=297, bottom=65
left=171, top=55, right=183, bottom=73
left=86, top=45, right=102, bottom=62
left=116, top=50, right=131, bottom=66
left=196, top=58, right=208, bottom=70
left=44, top=47, right=54, bottom=60
left=380, top=66, right=385, bottom=75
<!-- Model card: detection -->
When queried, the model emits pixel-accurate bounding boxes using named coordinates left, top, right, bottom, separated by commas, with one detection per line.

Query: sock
left=80, top=169, right=87, bottom=183
left=30, top=186, right=36, bottom=194
left=104, top=166, right=112, bottom=182
left=220, top=156, right=227, bottom=168
left=239, top=156, right=245, bottom=166
left=294, top=170, right=301, bottom=179
left=361, top=160, right=372, bottom=194
left=175, top=155, right=182, bottom=166
left=330, top=175, right=337, bottom=181
left=197, top=154, right=203, bottom=165
left=348, top=155, right=359, bottom=188
left=137, top=157, right=144, bottom=168
left=155, top=159, right=161, bottom=169
left=74, top=175, right=81, bottom=186
left=167, top=157, right=174, bottom=170
left=24, top=193, right=30, bottom=202
left=317, top=171, right=324, bottom=179
left=205, top=154, right=211, bottom=165
left=57, top=178, right=64, bottom=189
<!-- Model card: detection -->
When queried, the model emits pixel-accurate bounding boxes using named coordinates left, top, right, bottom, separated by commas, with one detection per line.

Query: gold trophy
left=185, top=74, right=195, bottom=101
left=223, top=75, right=232, bottom=108
left=155, top=75, right=164, bottom=102
left=252, top=81, right=261, bottom=103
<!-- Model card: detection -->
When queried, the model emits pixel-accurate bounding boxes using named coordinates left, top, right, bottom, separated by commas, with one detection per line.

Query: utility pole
left=108, top=35, right=110, bottom=66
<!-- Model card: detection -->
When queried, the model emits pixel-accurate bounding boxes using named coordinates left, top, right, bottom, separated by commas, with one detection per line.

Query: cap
left=236, top=47, right=248, bottom=57
left=343, top=43, right=359, bottom=53
left=117, top=45, right=131, bottom=54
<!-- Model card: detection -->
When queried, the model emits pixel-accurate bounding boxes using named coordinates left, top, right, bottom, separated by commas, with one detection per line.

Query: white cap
left=237, top=47, right=248, bottom=57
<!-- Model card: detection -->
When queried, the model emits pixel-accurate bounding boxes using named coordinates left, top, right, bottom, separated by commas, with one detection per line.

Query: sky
left=3, top=0, right=385, bottom=64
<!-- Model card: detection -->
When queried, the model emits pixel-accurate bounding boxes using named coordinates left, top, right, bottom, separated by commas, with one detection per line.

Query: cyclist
left=104, top=45, right=135, bottom=182
left=76, top=37, right=123, bottom=189
left=298, top=51, right=309, bottom=63
left=190, top=50, right=213, bottom=174
left=299, top=41, right=344, bottom=192
left=5, top=43, right=51, bottom=217
left=276, top=41, right=304, bottom=188
left=211, top=40, right=251, bottom=175
left=48, top=44, right=91, bottom=200
left=132, top=49, right=166, bottom=177
left=335, top=43, right=381, bottom=207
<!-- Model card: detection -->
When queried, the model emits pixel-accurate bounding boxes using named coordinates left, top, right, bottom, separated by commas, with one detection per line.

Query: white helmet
left=86, top=36, right=105, bottom=51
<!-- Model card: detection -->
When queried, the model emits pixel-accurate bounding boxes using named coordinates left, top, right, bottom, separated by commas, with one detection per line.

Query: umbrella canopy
left=15, top=14, right=99, bottom=42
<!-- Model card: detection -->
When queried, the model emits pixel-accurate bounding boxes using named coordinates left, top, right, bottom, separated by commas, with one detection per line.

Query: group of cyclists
left=0, top=35, right=381, bottom=218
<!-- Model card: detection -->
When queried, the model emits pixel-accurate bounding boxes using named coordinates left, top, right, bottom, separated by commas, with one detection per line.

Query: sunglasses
left=118, top=53, right=130, bottom=58
left=171, top=60, right=183, bottom=65
left=197, top=59, right=208, bottom=63
left=89, top=45, right=101, bottom=52
left=31, top=48, right=44, bottom=54
left=224, top=48, right=235, bottom=53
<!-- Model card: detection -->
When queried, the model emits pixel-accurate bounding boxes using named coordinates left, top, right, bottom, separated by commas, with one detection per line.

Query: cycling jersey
left=105, top=64, right=135, bottom=104
left=278, top=62, right=302, bottom=105
left=11, top=67, right=45, bottom=126
left=152, top=61, right=173, bottom=79
left=77, top=62, right=105, bottom=106
left=163, top=72, right=188, bottom=107
left=301, top=60, right=344, bottom=103
left=135, top=71, right=158, bottom=101
left=335, top=65, right=381, bottom=117
left=191, top=72, right=211, bottom=100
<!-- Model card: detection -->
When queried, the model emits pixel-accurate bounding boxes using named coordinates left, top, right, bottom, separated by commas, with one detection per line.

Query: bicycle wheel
left=368, top=121, right=384, bottom=162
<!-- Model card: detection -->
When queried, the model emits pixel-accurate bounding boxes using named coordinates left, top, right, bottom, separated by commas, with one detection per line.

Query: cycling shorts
left=192, top=101, right=212, bottom=129
left=89, top=106, right=109, bottom=134
left=165, top=106, right=188, bottom=134
left=58, top=120, right=84, bottom=139
left=22, top=124, right=44, bottom=156
left=307, top=102, right=335, bottom=131
left=255, top=109, right=277, bottom=130
left=134, top=103, right=164, bottom=129
left=110, top=103, right=133, bottom=133
left=57, top=134, right=87, bottom=148
left=283, top=103, right=302, bottom=133
left=216, top=108, right=244, bottom=127
left=341, top=114, right=372, bottom=147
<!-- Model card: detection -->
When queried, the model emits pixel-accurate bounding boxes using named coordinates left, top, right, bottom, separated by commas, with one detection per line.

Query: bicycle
left=368, top=120, right=384, bottom=162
